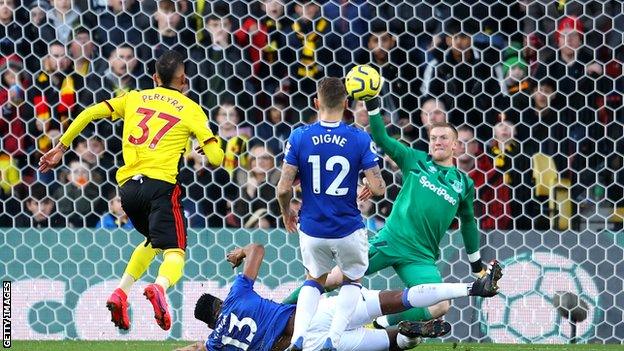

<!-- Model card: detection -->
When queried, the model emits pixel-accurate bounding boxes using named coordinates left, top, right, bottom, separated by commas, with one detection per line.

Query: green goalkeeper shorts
left=367, top=236, right=442, bottom=287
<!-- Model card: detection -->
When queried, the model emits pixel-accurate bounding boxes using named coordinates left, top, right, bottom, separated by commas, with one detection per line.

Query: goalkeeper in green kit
left=284, top=95, right=492, bottom=327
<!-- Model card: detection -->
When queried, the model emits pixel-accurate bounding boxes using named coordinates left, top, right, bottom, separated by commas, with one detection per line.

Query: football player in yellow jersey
left=38, top=50, right=224, bottom=331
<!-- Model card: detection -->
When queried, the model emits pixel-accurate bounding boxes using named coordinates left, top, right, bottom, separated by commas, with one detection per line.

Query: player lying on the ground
left=177, top=243, right=502, bottom=351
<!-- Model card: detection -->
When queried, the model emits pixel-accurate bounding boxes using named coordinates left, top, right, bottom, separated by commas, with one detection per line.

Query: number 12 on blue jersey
left=307, top=155, right=350, bottom=196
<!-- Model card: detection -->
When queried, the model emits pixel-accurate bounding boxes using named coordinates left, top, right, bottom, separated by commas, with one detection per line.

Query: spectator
left=192, top=15, right=250, bottom=110
left=356, top=21, right=418, bottom=125
left=96, top=195, right=133, bottom=230
left=254, top=103, right=291, bottom=156
left=15, top=195, right=65, bottom=228
left=412, top=98, right=447, bottom=151
left=233, top=145, right=280, bottom=228
left=534, top=16, right=604, bottom=203
left=421, top=18, right=499, bottom=133
left=486, top=119, right=532, bottom=230
left=53, top=160, right=107, bottom=227
left=148, top=0, right=192, bottom=57
left=48, top=0, right=82, bottom=44
left=323, top=0, right=372, bottom=50
left=1, top=56, right=33, bottom=163
left=72, top=137, right=115, bottom=196
left=454, top=125, right=499, bottom=230
left=22, top=1, right=56, bottom=70
left=213, top=103, right=252, bottom=174
left=0, top=0, right=24, bottom=56
left=233, top=0, right=291, bottom=95
left=95, top=0, right=151, bottom=60
left=523, top=79, right=571, bottom=173
left=501, top=49, right=533, bottom=111
left=28, top=41, right=84, bottom=128
left=0, top=152, right=19, bottom=196
left=286, top=0, right=336, bottom=110
left=68, top=27, right=101, bottom=77
left=288, top=0, right=331, bottom=80
left=101, top=45, right=152, bottom=98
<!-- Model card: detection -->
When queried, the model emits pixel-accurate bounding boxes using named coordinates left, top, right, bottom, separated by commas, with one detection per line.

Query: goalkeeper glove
left=471, top=259, right=488, bottom=278
left=364, top=96, right=381, bottom=113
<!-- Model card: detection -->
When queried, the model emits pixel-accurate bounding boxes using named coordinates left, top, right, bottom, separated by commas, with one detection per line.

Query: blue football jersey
left=206, top=274, right=295, bottom=351
left=284, top=120, right=379, bottom=238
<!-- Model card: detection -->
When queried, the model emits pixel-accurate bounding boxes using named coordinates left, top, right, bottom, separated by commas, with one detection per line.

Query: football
left=345, top=64, right=383, bottom=101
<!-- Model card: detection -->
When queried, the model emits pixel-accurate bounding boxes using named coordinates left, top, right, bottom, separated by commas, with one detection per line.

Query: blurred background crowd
left=0, top=0, right=622, bottom=232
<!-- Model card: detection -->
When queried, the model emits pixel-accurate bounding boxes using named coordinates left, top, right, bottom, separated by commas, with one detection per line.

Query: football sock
left=356, top=329, right=390, bottom=351
left=117, top=274, right=135, bottom=296
left=328, top=282, right=361, bottom=345
left=401, top=283, right=469, bottom=309
left=156, top=248, right=185, bottom=290
left=396, top=334, right=421, bottom=350
left=385, top=283, right=469, bottom=325
left=291, top=280, right=323, bottom=343
left=121, top=240, right=158, bottom=293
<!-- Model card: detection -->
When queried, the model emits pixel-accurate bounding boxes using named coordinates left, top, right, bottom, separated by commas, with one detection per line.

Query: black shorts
left=119, top=176, right=187, bottom=250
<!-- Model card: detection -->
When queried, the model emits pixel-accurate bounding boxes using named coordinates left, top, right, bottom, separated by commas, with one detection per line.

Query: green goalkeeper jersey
left=369, top=112, right=480, bottom=264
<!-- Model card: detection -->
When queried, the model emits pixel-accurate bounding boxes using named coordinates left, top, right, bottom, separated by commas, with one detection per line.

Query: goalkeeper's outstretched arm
left=364, top=97, right=411, bottom=168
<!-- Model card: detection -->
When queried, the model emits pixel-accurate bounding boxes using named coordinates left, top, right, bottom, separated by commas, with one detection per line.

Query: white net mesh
left=0, top=0, right=622, bottom=344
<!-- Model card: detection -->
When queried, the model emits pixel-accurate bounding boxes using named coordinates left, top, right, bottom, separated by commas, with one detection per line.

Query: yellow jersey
left=60, top=87, right=216, bottom=185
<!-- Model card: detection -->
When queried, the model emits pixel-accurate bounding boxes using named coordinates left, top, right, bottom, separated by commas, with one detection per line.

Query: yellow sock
left=156, top=249, right=185, bottom=290
left=124, top=241, right=158, bottom=282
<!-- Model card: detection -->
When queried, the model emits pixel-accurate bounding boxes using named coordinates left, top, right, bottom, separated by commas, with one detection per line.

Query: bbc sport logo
left=3, top=281, right=10, bottom=349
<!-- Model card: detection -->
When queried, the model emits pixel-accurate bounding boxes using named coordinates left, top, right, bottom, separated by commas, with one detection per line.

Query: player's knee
left=428, top=300, right=450, bottom=318
left=324, top=266, right=344, bottom=289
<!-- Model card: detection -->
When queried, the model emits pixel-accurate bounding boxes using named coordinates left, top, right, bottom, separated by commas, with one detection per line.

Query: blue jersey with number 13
left=284, top=121, right=378, bottom=239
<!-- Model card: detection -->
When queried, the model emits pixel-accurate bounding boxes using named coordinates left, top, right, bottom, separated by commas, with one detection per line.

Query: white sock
left=117, top=273, right=135, bottom=295
left=403, top=283, right=470, bottom=308
left=155, top=276, right=170, bottom=291
left=328, top=283, right=361, bottom=345
left=291, top=283, right=322, bottom=343
left=354, top=329, right=390, bottom=351
left=397, top=334, right=422, bottom=349
left=375, top=315, right=390, bottom=328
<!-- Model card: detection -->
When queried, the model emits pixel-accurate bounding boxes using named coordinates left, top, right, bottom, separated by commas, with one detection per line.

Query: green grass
left=8, top=341, right=623, bottom=351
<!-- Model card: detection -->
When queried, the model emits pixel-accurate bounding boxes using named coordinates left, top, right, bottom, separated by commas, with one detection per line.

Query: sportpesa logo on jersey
left=419, top=176, right=457, bottom=205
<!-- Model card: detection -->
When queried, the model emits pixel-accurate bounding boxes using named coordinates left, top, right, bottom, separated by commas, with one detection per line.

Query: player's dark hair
left=194, top=293, right=223, bottom=329
left=155, top=50, right=185, bottom=87
left=317, top=77, right=347, bottom=111
left=430, top=122, right=458, bottom=139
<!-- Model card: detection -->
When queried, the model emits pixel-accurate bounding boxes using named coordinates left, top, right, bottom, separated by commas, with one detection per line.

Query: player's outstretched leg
left=107, top=240, right=158, bottom=330
left=397, top=319, right=451, bottom=338
left=106, top=288, right=130, bottom=330
left=144, top=248, right=185, bottom=330
left=468, top=260, right=503, bottom=297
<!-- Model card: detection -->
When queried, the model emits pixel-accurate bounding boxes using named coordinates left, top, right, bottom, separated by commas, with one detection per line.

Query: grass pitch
left=9, top=341, right=623, bottom=351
